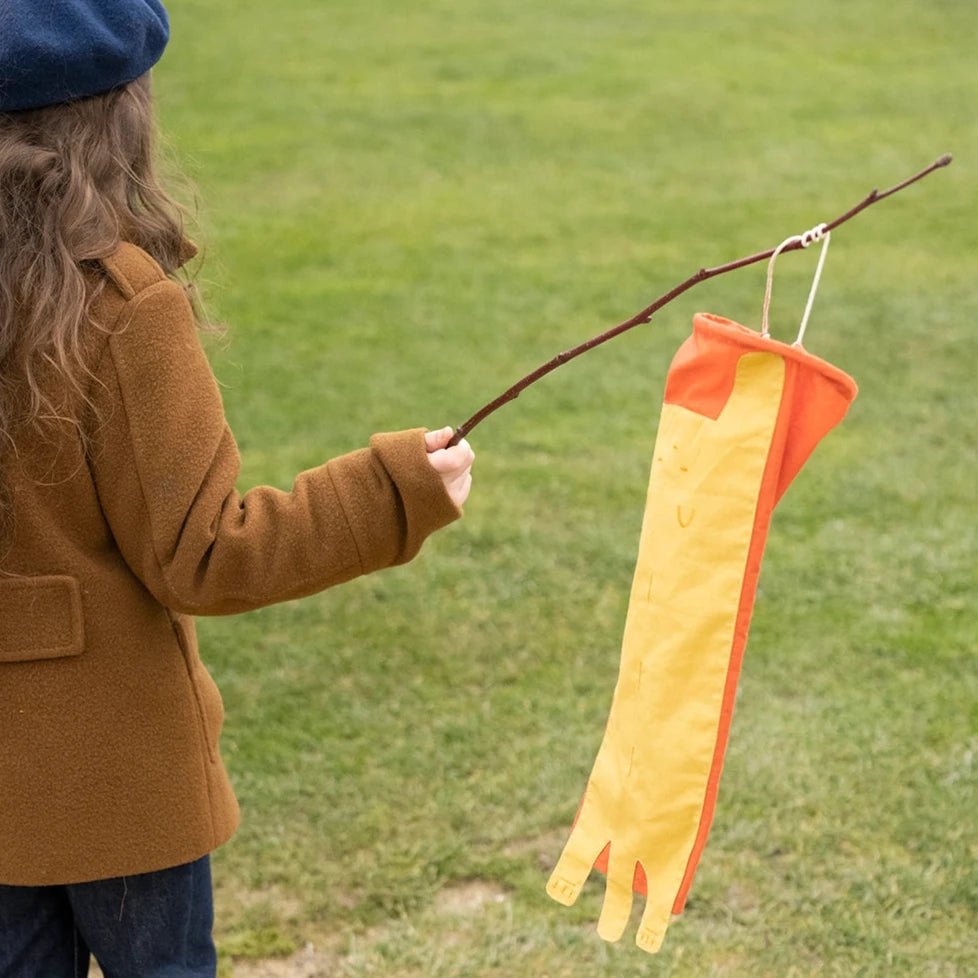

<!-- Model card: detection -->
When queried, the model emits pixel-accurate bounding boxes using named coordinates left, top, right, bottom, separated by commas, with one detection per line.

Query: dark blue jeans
left=0, top=855, right=216, bottom=978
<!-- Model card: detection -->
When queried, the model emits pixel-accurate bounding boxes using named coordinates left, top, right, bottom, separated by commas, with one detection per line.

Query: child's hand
left=425, top=427, right=475, bottom=509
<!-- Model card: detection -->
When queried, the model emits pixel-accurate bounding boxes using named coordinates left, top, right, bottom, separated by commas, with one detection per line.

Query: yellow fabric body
left=547, top=351, right=785, bottom=952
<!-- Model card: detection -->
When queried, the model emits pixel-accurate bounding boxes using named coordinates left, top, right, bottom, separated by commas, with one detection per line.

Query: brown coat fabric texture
left=0, top=243, right=461, bottom=886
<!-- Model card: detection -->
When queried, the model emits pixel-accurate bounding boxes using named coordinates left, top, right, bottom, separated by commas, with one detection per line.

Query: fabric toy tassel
left=546, top=312, right=858, bottom=952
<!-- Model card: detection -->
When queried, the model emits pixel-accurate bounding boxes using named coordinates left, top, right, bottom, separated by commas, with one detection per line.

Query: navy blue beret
left=0, top=0, right=170, bottom=112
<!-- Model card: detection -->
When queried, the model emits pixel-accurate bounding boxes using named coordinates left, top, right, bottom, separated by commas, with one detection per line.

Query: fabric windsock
left=546, top=312, right=858, bottom=953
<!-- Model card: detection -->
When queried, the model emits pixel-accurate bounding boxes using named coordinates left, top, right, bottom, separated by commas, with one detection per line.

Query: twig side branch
left=448, top=154, right=952, bottom=446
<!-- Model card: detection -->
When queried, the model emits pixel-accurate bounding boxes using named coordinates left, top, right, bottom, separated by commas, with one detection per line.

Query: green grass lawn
left=156, top=1, right=976, bottom=974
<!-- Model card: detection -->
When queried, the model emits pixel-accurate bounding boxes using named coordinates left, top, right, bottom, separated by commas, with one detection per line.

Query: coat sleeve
left=87, top=279, right=461, bottom=616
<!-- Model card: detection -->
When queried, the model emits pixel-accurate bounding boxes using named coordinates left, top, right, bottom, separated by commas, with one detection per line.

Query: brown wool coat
left=0, top=243, right=460, bottom=886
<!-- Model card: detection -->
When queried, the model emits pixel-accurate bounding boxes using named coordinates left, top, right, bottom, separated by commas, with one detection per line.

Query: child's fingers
left=424, top=430, right=474, bottom=507
left=431, top=458, right=473, bottom=508
left=446, top=471, right=473, bottom=508
left=427, top=440, right=474, bottom=475
left=430, top=469, right=471, bottom=508
left=424, top=426, right=455, bottom=452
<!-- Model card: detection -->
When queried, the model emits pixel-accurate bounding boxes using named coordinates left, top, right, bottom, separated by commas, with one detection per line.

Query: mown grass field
left=156, top=1, right=976, bottom=975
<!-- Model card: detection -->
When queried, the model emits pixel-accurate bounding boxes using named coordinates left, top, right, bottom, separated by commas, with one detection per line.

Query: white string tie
left=760, top=222, right=831, bottom=346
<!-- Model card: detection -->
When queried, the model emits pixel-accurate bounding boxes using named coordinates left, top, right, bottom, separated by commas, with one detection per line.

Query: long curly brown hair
left=0, top=72, right=204, bottom=533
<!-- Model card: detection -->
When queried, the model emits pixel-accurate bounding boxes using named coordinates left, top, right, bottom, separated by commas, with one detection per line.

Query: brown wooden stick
left=448, top=154, right=952, bottom=446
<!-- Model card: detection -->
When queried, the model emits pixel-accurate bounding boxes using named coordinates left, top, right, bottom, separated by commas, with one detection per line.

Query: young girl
left=0, top=2, right=474, bottom=975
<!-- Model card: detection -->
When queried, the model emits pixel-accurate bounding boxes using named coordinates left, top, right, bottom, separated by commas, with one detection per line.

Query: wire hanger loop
left=760, top=223, right=831, bottom=346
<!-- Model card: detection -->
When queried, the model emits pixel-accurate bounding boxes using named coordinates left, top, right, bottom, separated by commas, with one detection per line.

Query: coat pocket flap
left=0, top=576, right=84, bottom=663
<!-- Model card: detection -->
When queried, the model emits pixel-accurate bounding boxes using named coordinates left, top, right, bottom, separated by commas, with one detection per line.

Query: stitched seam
left=0, top=643, right=82, bottom=662
left=0, top=579, right=69, bottom=593
left=1, top=640, right=73, bottom=652
left=84, top=273, right=174, bottom=437
left=326, top=464, right=367, bottom=576
left=106, top=283, right=229, bottom=610
left=168, top=613, right=218, bottom=763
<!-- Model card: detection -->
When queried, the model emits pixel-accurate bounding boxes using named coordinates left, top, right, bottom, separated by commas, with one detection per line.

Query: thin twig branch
left=448, top=154, right=952, bottom=446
